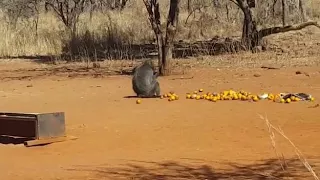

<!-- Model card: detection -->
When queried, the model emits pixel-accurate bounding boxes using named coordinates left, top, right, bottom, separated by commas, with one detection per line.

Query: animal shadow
left=123, top=95, right=161, bottom=99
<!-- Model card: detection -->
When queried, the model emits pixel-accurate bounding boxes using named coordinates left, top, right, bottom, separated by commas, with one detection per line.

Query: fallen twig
left=170, top=76, right=194, bottom=80
left=261, top=66, right=280, bottom=70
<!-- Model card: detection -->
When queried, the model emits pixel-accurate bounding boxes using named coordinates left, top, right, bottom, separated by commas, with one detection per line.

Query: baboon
left=132, top=60, right=161, bottom=98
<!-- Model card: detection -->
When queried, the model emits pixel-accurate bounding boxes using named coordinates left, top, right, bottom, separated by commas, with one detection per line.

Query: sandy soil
left=0, top=58, right=319, bottom=180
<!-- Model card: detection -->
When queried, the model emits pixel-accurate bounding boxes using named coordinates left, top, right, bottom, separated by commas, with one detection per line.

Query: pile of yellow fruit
left=136, top=89, right=315, bottom=104
left=186, top=89, right=259, bottom=102
left=160, top=91, right=180, bottom=102
left=185, top=89, right=315, bottom=103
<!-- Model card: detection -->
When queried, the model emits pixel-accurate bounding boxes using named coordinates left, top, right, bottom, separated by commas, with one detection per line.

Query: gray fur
left=132, top=60, right=160, bottom=98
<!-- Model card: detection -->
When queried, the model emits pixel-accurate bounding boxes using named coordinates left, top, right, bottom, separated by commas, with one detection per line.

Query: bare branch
left=258, top=21, right=320, bottom=38
left=229, top=0, right=239, bottom=7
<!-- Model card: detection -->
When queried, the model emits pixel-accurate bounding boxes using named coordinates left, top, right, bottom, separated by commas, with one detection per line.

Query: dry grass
left=0, top=0, right=319, bottom=58
left=259, top=114, right=319, bottom=180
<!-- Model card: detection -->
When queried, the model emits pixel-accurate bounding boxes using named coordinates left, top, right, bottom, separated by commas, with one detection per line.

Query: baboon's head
left=144, top=59, right=154, bottom=67
left=144, top=60, right=158, bottom=72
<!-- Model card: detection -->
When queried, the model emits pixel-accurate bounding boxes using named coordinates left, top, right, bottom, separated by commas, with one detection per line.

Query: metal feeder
left=0, top=112, right=77, bottom=147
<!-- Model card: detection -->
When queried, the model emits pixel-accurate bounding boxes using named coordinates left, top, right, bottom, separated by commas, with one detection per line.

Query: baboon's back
left=132, top=61, right=158, bottom=96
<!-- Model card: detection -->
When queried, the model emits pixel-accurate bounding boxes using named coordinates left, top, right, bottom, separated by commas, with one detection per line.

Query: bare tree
left=113, top=0, right=129, bottom=10
left=0, top=0, right=42, bottom=31
left=143, top=0, right=180, bottom=76
left=232, top=0, right=320, bottom=50
left=88, top=0, right=129, bottom=12
left=45, top=0, right=89, bottom=38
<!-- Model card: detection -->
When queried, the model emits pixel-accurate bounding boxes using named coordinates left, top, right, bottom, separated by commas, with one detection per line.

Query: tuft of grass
left=259, top=114, right=319, bottom=180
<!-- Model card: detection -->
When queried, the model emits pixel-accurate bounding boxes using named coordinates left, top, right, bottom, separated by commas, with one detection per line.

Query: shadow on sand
left=123, top=95, right=161, bottom=99
left=0, top=135, right=33, bottom=145
left=66, top=157, right=320, bottom=179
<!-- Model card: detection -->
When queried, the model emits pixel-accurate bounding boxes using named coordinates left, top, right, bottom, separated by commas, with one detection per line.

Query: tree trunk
left=237, top=0, right=259, bottom=50
left=120, top=0, right=128, bottom=10
left=143, top=0, right=179, bottom=76
left=187, top=0, right=191, bottom=13
left=114, top=0, right=120, bottom=9
left=155, top=34, right=164, bottom=74
left=299, top=0, right=308, bottom=22
left=272, top=0, right=278, bottom=18
left=161, top=0, right=180, bottom=76
left=281, top=0, right=287, bottom=26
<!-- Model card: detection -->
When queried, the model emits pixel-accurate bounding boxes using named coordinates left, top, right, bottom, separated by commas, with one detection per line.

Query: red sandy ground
left=0, top=59, right=319, bottom=180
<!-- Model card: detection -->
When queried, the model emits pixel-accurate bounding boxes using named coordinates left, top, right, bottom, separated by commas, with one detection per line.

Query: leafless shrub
left=0, top=0, right=42, bottom=31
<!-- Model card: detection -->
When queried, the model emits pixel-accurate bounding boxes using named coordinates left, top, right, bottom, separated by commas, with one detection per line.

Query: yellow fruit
left=136, top=99, right=142, bottom=104
left=205, top=96, right=211, bottom=100
left=221, top=91, right=226, bottom=96
left=233, top=95, right=239, bottom=100
left=290, top=96, right=296, bottom=101
left=253, top=96, right=259, bottom=102
left=199, top=88, right=204, bottom=92
left=191, top=94, right=197, bottom=99
left=212, top=97, right=218, bottom=102
left=241, top=96, right=247, bottom=101
left=280, top=99, right=285, bottom=103
left=170, top=96, right=176, bottom=101
left=186, top=94, right=191, bottom=99
left=286, top=98, right=291, bottom=103
left=268, top=94, right=275, bottom=100
left=310, top=97, right=315, bottom=101
left=196, top=95, right=201, bottom=100
left=175, top=95, right=179, bottom=100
